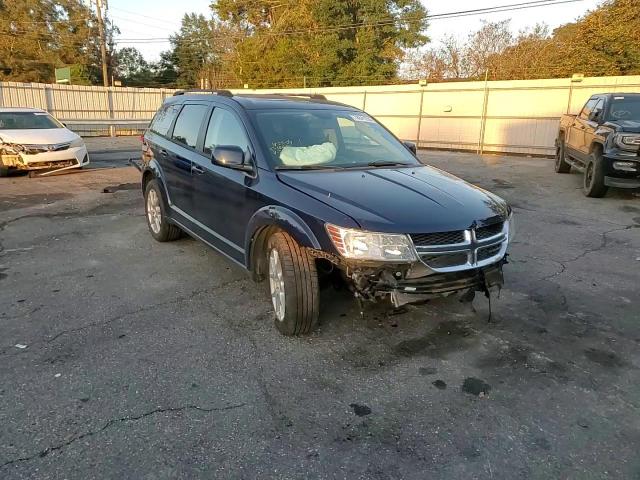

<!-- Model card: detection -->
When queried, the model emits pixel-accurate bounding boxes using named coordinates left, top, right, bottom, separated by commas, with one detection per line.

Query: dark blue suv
left=141, top=90, right=513, bottom=335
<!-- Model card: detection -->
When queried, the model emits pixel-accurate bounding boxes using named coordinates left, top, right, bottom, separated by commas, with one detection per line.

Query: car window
left=337, top=116, right=375, bottom=146
left=203, top=108, right=250, bottom=155
left=150, top=104, right=180, bottom=137
left=253, top=109, right=419, bottom=169
left=171, top=104, right=209, bottom=148
left=591, top=98, right=604, bottom=120
left=579, top=98, right=599, bottom=120
left=0, top=111, right=62, bottom=130
left=608, top=95, right=640, bottom=121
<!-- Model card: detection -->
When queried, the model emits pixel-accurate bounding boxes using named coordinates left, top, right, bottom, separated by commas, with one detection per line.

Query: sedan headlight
left=326, top=224, right=417, bottom=262
left=69, top=137, right=85, bottom=148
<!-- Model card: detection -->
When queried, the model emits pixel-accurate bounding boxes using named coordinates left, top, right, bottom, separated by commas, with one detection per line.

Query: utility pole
left=95, top=0, right=109, bottom=87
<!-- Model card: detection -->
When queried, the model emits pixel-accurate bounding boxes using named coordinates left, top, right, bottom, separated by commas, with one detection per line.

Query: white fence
left=0, top=82, right=175, bottom=136
left=2, top=76, right=640, bottom=155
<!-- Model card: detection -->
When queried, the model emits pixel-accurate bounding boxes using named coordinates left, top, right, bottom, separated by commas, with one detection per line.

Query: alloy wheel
left=147, top=189, right=162, bottom=234
left=269, top=248, right=286, bottom=322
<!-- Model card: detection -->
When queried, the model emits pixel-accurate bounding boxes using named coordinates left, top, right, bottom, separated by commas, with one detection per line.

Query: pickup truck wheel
left=555, top=140, right=571, bottom=173
left=267, top=231, right=319, bottom=336
left=144, top=179, right=182, bottom=241
left=583, top=152, right=608, bottom=198
left=0, top=166, right=9, bottom=177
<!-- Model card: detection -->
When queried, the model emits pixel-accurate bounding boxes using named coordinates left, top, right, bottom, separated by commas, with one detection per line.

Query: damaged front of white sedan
left=0, top=108, right=89, bottom=177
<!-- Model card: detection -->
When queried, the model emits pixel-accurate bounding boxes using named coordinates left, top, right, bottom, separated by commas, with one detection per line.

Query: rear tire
left=583, top=151, right=608, bottom=198
left=267, top=231, right=319, bottom=336
left=0, top=166, right=9, bottom=177
left=144, top=179, right=182, bottom=241
left=555, top=140, right=571, bottom=173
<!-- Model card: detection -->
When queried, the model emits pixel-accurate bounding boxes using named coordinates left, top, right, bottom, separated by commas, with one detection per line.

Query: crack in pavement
left=0, top=277, right=247, bottom=357
left=0, top=402, right=247, bottom=469
left=535, top=225, right=637, bottom=281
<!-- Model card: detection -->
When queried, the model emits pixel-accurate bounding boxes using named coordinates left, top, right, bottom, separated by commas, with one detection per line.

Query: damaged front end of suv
left=314, top=211, right=513, bottom=309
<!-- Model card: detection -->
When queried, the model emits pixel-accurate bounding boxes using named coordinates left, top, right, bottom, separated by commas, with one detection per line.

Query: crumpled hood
left=604, top=120, right=640, bottom=133
left=0, top=128, right=80, bottom=145
left=277, top=165, right=509, bottom=233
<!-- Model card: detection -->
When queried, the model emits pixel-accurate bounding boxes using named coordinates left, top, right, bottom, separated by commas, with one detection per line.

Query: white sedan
left=0, top=108, right=89, bottom=176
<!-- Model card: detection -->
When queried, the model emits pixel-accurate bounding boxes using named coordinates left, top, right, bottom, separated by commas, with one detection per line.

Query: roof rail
left=173, top=89, right=233, bottom=97
left=271, top=93, right=327, bottom=100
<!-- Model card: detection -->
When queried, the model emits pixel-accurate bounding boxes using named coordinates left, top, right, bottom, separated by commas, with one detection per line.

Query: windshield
left=0, top=112, right=63, bottom=130
left=253, top=109, right=419, bottom=169
left=607, top=95, right=640, bottom=121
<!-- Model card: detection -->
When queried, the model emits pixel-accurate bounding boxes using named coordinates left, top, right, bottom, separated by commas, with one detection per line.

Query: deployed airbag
left=279, top=142, right=337, bottom=166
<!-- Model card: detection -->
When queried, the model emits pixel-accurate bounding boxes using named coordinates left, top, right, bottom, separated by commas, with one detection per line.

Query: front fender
left=246, top=206, right=322, bottom=250
left=245, top=206, right=322, bottom=271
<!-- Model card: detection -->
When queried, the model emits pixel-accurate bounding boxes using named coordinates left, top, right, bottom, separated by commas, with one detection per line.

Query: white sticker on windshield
left=350, top=113, right=375, bottom=123
left=34, top=112, right=49, bottom=115
left=613, top=96, right=625, bottom=100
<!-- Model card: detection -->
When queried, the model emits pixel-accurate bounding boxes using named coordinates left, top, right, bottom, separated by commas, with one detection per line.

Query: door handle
left=191, top=164, right=205, bottom=174
left=158, top=148, right=168, bottom=157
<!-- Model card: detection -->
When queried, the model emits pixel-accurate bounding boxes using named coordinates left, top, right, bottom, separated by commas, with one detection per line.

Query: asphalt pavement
left=0, top=144, right=639, bottom=479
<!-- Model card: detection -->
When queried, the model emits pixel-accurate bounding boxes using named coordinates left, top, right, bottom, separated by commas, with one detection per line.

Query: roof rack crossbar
left=173, top=89, right=233, bottom=97
left=271, top=93, right=327, bottom=100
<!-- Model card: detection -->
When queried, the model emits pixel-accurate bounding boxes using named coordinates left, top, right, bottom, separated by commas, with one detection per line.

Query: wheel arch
left=142, top=164, right=170, bottom=207
left=245, top=206, right=322, bottom=282
left=589, top=141, right=604, bottom=156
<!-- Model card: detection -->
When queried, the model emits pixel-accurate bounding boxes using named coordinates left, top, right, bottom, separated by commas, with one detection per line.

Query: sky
left=107, top=0, right=605, bottom=61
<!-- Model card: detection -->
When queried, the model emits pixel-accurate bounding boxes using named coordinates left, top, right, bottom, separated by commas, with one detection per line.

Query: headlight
left=614, top=134, right=640, bottom=150
left=326, top=224, right=417, bottom=262
left=69, top=137, right=85, bottom=148
left=506, top=210, right=516, bottom=245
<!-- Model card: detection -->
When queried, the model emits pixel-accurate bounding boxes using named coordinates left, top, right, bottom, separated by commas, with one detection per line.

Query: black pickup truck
left=556, top=93, right=640, bottom=197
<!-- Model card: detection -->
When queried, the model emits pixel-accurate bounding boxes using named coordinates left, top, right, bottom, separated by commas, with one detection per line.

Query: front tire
left=267, top=231, right=319, bottom=336
left=144, top=179, right=182, bottom=241
left=555, top=140, right=571, bottom=173
left=583, top=151, right=608, bottom=198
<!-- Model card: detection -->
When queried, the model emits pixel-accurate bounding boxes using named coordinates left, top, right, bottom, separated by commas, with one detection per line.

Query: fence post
left=478, top=69, right=490, bottom=155
left=416, top=89, right=425, bottom=146
left=44, top=85, right=54, bottom=116
left=362, top=90, right=367, bottom=111
left=107, top=86, right=115, bottom=137
left=566, top=79, right=574, bottom=114
left=0, top=82, right=3, bottom=107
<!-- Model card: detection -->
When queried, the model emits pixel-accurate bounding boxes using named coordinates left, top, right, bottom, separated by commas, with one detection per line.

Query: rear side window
left=171, top=104, right=209, bottom=148
left=150, top=104, right=180, bottom=136
left=203, top=108, right=250, bottom=155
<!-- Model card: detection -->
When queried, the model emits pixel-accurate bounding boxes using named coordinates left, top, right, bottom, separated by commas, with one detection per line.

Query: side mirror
left=403, top=141, right=417, bottom=155
left=212, top=145, right=253, bottom=172
left=588, top=111, right=600, bottom=122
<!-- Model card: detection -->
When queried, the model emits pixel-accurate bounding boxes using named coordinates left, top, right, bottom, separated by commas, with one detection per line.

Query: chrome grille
left=411, top=221, right=508, bottom=272
left=410, top=230, right=465, bottom=246
left=23, top=143, right=70, bottom=155
left=477, top=244, right=502, bottom=261
left=476, top=222, right=504, bottom=240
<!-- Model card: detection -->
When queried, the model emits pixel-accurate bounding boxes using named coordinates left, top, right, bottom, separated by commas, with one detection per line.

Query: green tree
left=212, top=0, right=429, bottom=88
left=489, top=0, right=640, bottom=80
left=169, top=13, right=238, bottom=88
left=0, top=0, right=104, bottom=84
